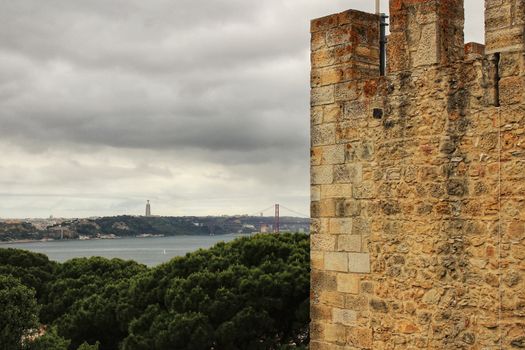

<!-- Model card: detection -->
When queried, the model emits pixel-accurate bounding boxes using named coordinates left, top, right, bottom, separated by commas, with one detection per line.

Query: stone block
left=311, top=31, right=326, bottom=51
left=311, top=49, right=335, bottom=68
left=311, top=86, right=335, bottom=106
left=329, top=218, right=353, bottom=234
left=336, top=273, right=360, bottom=294
left=311, top=67, right=344, bottom=87
left=309, top=341, right=344, bottom=350
left=311, top=147, right=323, bottom=166
left=311, top=14, right=338, bottom=33
left=412, top=23, right=440, bottom=67
left=344, top=200, right=361, bottom=217
left=334, top=82, right=358, bottom=102
left=323, top=104, right=342, bottom=123
left=343, top=101, right=367, bottom=119
left=311, top=165, right=333, bottom=185
left=311, top=106, right=323, bottom=125
left=312, top=124, right=336, bottom=146
left=311, top=234, right=336, bottom=251
left=348, top=253, right=370, bottom=273
left=351, top=218, right=370, bottom=236
left=345, top=294, right=369, bottom=311
left=311, top=186, right=321, bottom=201
left=346, top=327, right=373, bottom=349
left=464, top=42, right=485, bottom=57
left=485, top=4, right=512, bottom=30
left=353, top=181, right=374, bottom=199
left=498, top=52, right=524, bottom=78
left=486, top=26, right=525, bottom=54
left=311, top=270, right=337, bottom=292
left=319, top=199, right=336, bottom=217
left=311, top=251, right=324, bottom=270
left=324, top=252, right=348, bottom=272
left=311, top=304, right=332, bottom=322
left=326, top=25, right=351, bottom=47
left=332, top=308, right=357, bottom=326
left=310, top=201, right=320, bottom=219
left=320, top=323, right=346, bottom=343
left=337, top=235, right=362, bottom=252
left=320, top=145, right=345, bottom=165
left=322, top=184, right=353, bottom=198
left=318, top=291, right=345, bottom=308
left=499, top=76, right=525, bottom=105
left=333, top=164, right=363, bottom=184
left=507, top=221, right=524, bottom=242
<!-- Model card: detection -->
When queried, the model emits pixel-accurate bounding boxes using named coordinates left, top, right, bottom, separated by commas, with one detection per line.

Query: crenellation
left=311, top=0, right=525, bottom=348
left=388, top=0, right=465, bottom=72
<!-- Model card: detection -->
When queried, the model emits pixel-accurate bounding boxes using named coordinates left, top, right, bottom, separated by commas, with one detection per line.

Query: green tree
left=1, top=233, right=310, bottom=350
left=26, top=327, right=70, bottom=350
left=0, top=248, right=57, bottom=301
left=76, top=341, right=100, bottom=350
left=26, top=326, right=100, bottom=350
left=41, top=257, right=146, bottom=324
left=0, top=275, right=39, bottom=350
left=123, top=233, right=310, bottom=349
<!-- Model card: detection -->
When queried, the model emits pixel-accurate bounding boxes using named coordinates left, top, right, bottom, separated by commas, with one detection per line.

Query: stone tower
left=145, top=200, right=151, bottom=217
left=310, top=0, right=525, bottom=348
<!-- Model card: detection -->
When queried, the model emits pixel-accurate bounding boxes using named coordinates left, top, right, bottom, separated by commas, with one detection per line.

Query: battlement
left=310, top=1, right=525, bottom=349
left=389, top=0, right=465, bottom=71
left=310, top=10, right=381, bottom=91
left=485, top=0, right=525, bottom=54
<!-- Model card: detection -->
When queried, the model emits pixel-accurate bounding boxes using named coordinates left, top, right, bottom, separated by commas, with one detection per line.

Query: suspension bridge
left=249, top=204, right=309, bottom=233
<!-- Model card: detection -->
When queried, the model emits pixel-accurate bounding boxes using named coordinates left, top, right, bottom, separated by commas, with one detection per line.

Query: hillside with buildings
left=0, top=215, right=309, bottom=242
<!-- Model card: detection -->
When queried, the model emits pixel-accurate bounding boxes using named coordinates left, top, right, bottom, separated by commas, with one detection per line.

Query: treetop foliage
left=0, top=233, right=310, bottom=350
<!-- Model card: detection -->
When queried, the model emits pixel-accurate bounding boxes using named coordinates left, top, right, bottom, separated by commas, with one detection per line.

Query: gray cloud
left=0, top=0, right=484, bottom=218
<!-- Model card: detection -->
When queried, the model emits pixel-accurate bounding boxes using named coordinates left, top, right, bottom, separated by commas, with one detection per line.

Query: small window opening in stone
left=373, top=108, right=383, bottom=119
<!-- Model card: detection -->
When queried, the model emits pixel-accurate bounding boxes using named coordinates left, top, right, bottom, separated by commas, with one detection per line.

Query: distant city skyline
left=0, top=1, right=484, bottom=218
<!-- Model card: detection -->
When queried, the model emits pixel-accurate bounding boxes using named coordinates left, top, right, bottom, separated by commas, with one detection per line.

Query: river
left=0, top=234, right=252, bottom=266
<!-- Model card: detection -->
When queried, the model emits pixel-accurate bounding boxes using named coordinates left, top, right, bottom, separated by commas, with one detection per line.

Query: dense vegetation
left=0, top=233, right=310, bottom=350
left=65, top=216, right=211, bottom=237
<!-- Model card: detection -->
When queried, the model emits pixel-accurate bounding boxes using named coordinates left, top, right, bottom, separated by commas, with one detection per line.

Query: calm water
left=1, top=234, right=251, bottom=266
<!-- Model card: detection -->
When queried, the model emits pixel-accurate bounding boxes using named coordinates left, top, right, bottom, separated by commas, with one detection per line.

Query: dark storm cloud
left=0, top=0, right=482, bottom=155
left=0, top=0, right=318, bottom=156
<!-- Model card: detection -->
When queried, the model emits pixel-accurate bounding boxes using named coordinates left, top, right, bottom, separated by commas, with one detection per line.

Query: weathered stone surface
left=311, top=86, right=335, bottom=106
left=332, top=308, right=357, bottom=325
left=322, top=184, right=353, bottom=199
left=311, top=234, right=336, bottom=252
left=329, top=218, right=353, bottom=234
left=336, top=273, right=360, bottom=294
left=311, top=2, right=525, bottom=348
left=347, top=253, right=370, bottom=273
left=337, top=235, right=361, bottom=252
left=311, top=165, right=333, bottom=185
left=324, top=252, right=348, bottom=272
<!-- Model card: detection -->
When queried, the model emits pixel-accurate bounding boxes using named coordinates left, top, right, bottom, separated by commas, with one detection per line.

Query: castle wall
left=310, top=1, right=525, bottom=348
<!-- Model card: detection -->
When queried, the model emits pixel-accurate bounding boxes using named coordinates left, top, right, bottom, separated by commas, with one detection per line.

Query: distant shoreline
left=0, top=232, right=249, bottom=246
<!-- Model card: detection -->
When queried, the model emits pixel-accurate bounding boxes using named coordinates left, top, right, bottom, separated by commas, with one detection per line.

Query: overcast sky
left=0, top=1, right=484, bottom=219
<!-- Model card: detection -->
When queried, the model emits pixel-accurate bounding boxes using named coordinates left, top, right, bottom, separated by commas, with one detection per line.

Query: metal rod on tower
left=375, top=0, right=380, bottom=14
left=380, top=13, right=388, bottom=76
left=274, top=204, right=280, bottom=233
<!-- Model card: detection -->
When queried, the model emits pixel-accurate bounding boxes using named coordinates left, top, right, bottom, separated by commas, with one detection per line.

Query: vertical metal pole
left=380, top=14, right=388, bottom=76
left=375, top=0, right=380, bottom=14
left=274, top=204, right=280, bottom=233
